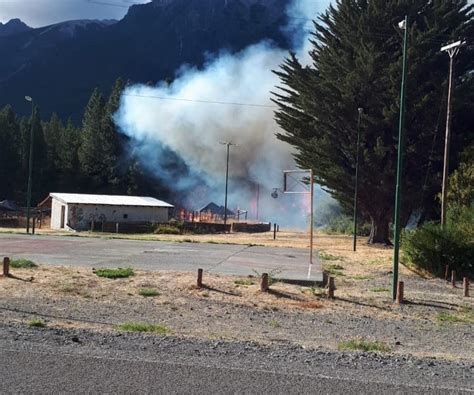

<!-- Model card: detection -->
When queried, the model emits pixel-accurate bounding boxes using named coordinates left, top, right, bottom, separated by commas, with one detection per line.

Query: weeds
left=28, top=319, right=45, bottom=328
left=437, top=308, right=474, bottom=324
left=11, top=259, right=37, bottom=269
left=324, top=264, right=345, bottom=277
left=319, top=252, right=343, bottom=261
left=351, top=275, right=374, bottom=281
left=370, top=287, right=389, bottom=293
left=138, top=288, right=161, bottom=297
left=94, top=268, right=134, bottom=279
left=116, top=322, right=170, bottom=334
left=338, top=339, right=391, bottom=353
left=269, top=319, right=281, bottom=328
left=234, top=279, right=254, bottom=287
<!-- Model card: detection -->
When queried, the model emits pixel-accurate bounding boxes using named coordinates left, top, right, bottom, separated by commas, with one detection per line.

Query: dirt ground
left=1, top=231, right=472, bottom=361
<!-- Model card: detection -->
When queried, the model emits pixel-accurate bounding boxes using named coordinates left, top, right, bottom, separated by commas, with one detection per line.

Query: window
left=123, top=214, right=128, bottom=219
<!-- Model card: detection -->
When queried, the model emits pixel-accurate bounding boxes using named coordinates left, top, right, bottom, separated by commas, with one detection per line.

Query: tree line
left=0, top=78, right=163, bottom=206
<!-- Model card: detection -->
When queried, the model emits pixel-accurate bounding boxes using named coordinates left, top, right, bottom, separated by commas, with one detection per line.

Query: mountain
left=0, top=18, right=32, bottom=37
left=0, top=0, right=290, bottom=122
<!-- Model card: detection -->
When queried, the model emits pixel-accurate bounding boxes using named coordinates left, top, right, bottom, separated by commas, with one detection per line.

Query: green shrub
left=154, top=224, right=182, bottom=235
left=138, top=288, right=160, bottom=297
left=11, top=259, right=37, bottom=268
left=28, top=319, right=45, bottom=328
left=95, top=268, right=134, bottom=279
left=402, top=222, right=473, bottom=278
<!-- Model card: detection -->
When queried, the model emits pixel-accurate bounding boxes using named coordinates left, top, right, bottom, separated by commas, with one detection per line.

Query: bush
left=94, top=268, right=134, bottom=279
left=11, top=259, right=37, bottom=268
left=323, top=214, right=371, bottom=236
left=154, top=224, right=182, bottom=235
left=402, top=222, right=474, bottom=279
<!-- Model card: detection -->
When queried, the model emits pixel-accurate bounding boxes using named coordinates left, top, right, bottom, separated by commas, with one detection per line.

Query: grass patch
left=95, top=267, right=134, bottom=279
left=28, top=319, right=45, bottom=328
left=269, top=319, right=280, bottom=328
left=437, top=308, right=474, bottom=324
left=138, top=288, right=161, bottom=297
left=234, top=279, right=254, bottom=287
left=351, top=275, right=374, bottom=281
left=370, top=287, right=389, bottom=293
left=319, top=252, right=343, bottom=261
left=11, top=259, right=37, bottom=269
left=324, top=264, right=345, bottom=277
left=116, top=322, right=170, bottom=334
left=338, top=339, right=391, bottom=353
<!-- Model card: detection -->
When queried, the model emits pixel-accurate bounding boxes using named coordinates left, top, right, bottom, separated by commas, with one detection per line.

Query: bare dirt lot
left=1, top=231, right=472, bottom=362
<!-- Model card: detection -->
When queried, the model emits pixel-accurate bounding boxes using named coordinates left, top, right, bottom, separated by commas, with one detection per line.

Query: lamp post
left=392, top=15, right=409, bottom=301
left=220, top=141, right=236, bottom=232
left=25, top=95, right=34, bottom=234
left=353, top=107, right=363, bottom=252
left=440, top=40, right=465, bottom=228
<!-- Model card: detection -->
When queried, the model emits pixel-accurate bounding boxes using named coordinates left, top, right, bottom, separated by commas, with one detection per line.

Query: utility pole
left=220, top=141, right=235, bottom=232
left=440, top=40, right=464, bottom=228
left=25, top=96, right=34, bottom=234
left=353, top=107, right=363, bottom=252
left=392, top=16, right=409, bottom=302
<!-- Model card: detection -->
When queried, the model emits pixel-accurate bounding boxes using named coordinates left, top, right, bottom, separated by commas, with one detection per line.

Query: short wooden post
left=261, top=273, right=269, bottom=292
left=444, top=265, right=449, bottom=282
left=273, top=224, right=277, bottom=240
left=197, top=268, right=203, bottom=288
left=464, top=278, right=470, bottom=297
left=3, top=257, right=10, bottom=278
left=91, top=220, right=95, bottom=232
left=327, top=276, right=335, bottom=299
left=396, top=281, right=404, bottom=304
left=116, top=222, right=119, bottom=233
left=451, top=271, right=456, bottom=288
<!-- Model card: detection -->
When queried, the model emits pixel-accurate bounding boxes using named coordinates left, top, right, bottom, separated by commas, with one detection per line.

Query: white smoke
left=115, top=0, right=331, bottom=226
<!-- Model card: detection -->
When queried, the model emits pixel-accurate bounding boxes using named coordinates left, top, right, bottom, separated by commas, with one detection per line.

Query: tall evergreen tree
left=0, top=105, right=20, bottom=199
left=273, top=0, right=474, bottom=243
left=78, top=88, right=106, bottom=191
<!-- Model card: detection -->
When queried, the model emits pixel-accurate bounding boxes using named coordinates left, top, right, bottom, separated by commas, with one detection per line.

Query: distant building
left=39, top=193, right=174, bottom=231
left=199, top=202, right=235, bottom=216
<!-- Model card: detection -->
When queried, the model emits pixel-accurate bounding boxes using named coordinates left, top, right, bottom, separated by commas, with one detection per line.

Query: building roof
left=199, top=202, right=235, bottom=216
left=49, top=193, right=174, bottom=208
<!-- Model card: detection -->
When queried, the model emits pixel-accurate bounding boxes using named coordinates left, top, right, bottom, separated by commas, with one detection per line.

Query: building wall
left=66, top=203, right=170, bottom=231
left=51, top=198, right=66, bottom=230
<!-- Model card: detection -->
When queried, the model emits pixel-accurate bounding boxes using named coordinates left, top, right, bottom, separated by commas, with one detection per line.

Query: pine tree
left=0, top=105, right=20, bottom=200
left=78, top=88, right=106, bottom=191
left=273, top=0, right=474, bottom=244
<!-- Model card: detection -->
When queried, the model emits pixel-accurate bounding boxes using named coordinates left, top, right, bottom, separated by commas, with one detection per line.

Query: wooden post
left=91, top=220, right=95, bottom=232
left=327, top=277, right=335, bottom=299
left=451, top=271, right=456, bottom=288
left=32, top=217, right=36, bottom=234
left=273, top=224, right=277, bottom=240
left=3, top=257, right=10, bottom=278
left=261, top=273, right=269, bottom=292
left=444, top=265, right=449, bottom=282
left=116, top=222, right=119, bottom=233
left=197, top=268, right=203, bottom=288
left=464, top=278, right=470, bottom=297
left=396, top=281, right=404, bottom=304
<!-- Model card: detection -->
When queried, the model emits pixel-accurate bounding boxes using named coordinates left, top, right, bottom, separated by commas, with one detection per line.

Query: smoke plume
left=115, top=0, right=331, bottom=226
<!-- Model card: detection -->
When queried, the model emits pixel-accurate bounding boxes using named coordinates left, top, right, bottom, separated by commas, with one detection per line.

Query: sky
left=0, top=0, right=151, bottom=27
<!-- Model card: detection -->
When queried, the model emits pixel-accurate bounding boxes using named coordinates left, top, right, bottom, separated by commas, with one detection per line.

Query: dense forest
left=0, top=78, right=166, bottom=206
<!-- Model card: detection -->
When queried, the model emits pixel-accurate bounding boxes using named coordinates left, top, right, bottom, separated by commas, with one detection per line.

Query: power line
left=121, top=93, right=277, bottom=108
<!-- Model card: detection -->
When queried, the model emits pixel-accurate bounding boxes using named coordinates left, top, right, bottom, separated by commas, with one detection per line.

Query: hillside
left=0, top=0, right=289, bottom=122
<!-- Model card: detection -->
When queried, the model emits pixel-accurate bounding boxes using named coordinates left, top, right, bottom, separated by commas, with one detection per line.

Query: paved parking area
left=0, top=234, right=322, bottom=282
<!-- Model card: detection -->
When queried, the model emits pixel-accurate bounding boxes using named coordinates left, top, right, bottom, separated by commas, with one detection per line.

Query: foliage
left=437, top=307, right=474, bottom=324
left=323, top=264, right=345, bottom=277
left=10, top=259, right=37, bottom=268
left=447, top=143, right=474, bottom=209
left=116, top=322, right=170, bottom=334
left=402, top=217, right=474, bottom=279
left=138, top=288, right=161, bottom=297
left=28, top=319, right=45, bottom=328
left=94, top=267, right=134, bottom=279
left=338, top=339, right=391, bottom=353
left=273, top=0, right=474, bottom=244
left=154, top=224, right=183, bottom=235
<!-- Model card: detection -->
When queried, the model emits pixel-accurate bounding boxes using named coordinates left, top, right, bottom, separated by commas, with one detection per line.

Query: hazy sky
left=0, top=0, right=151, bottom=27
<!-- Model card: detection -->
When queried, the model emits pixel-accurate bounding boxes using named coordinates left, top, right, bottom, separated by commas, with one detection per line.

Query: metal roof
left=50, top=193, right=174, bottom=208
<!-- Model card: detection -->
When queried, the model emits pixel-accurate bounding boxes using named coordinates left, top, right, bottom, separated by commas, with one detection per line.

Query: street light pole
left=440, top=40, right=464, bottom=228
left=220, top=141, right=235, bottom=232
left=25, top=96, right=34, bottom=234
left=392, top=15, right=409, bottom=301
left=353, top=107, right=363, bottom=252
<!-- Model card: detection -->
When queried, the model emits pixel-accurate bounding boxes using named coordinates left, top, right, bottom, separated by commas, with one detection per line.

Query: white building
left=39, top=193, right=174, bottom=231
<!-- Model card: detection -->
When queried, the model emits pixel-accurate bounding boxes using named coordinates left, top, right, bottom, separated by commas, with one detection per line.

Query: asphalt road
left=0, top=349, right=461, bottom=394
left=0, top=234, right=322, bottom=281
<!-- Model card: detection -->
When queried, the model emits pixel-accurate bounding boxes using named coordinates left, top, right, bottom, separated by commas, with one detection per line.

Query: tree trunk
left=368, top=215, right=391, bottom=245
